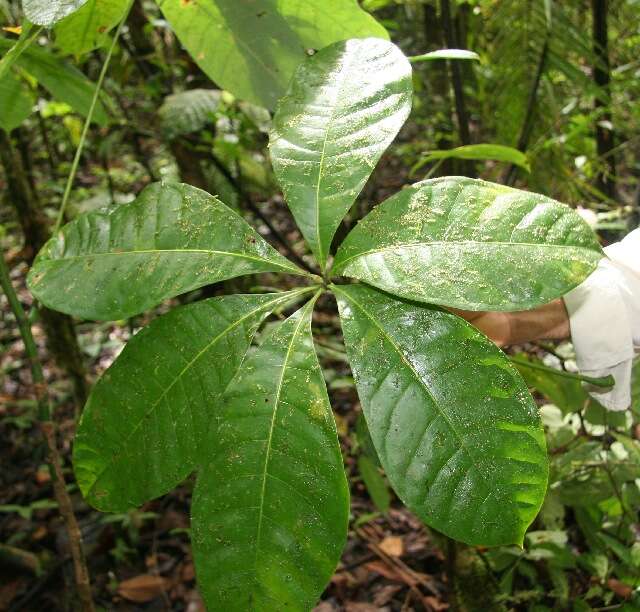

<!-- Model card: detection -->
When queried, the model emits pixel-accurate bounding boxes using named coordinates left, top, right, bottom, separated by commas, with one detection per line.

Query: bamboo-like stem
left=0, top=253, right=95, bottom=612
left=439, top=0, right=474, bottom=178
left=54, top=2, right=133, bottom=234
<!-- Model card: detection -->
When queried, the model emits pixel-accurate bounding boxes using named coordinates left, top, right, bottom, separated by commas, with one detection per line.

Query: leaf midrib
left=313, top=47, right=360, bottom=269
left=84, top=289, right=311, bottom=500
left=335, top=238, right=601, bottom=271
left=334, top=286, right=495, bottom=496
left=35, top=248, right=301, bottom=273
left=252, top=296, right=317, bottom=593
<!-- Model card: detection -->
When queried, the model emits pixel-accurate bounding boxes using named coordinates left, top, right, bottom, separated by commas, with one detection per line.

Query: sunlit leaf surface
left=28, top=182, right=304, bottom=320
left=192, top=297, right=349, bottom=610
left=23, top=0, right=89, bottom=26
left=271, top=37, right=412, bottom=269
left=335, top=283, right=549, bottom=546
left=333, top=177, right=603, bottom=310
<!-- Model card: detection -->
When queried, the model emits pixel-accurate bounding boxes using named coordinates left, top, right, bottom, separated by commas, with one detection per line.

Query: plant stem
left=591, top=0, right=617, bottom=200
left=54, top=2, right=133, bottom=234
left=509, top=355, right=615, bottom=388
left=503, top=37, right=549, bottom=186
left=439, top=0, right=474, bottom=177
left=0, top=253, right=94, bottom=612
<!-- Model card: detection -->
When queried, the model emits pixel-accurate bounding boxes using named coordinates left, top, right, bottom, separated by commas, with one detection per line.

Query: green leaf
left=271, top=38, right=412, bottom=270
left=333, top=177, right=603, bottom=311
left=334, top=283, right=548, bottom=546
left=0, top=38, right=110, bottom=125
left=28, top=182, right=305, bottom=320
left=0, top=22, right=42, bottom=82
left=54, top=0, right=130, bottom=55
left=23, top=0, right=89, bottom=26
left=409, top=49, right=480, bottom=62
left=73, top=290, right=309, bottom=511
left=0, top=72, right=35, bottom=132
left=157, top=0, right=388, bottom=110
left=412, top=144, right=531, bottom=175
left=357, top=455, right=391, bottom=513
left=158, top=89, right=222, bottom=140
left=192, top=296, right=349, bottom=610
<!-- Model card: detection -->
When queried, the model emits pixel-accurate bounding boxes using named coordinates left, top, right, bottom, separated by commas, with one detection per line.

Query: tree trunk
left=592, top=0, right=617, bottom=200
left=0, top=129, right=88, bottom=407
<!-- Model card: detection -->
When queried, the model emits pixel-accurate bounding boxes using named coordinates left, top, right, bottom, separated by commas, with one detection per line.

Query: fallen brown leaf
left=423, top=595, right=449, bottom=611
left=379, top=536, right=403, bottom=557
left=117, top=574, right=169, bottom=603
left=607, top=578, right=633, bottom=599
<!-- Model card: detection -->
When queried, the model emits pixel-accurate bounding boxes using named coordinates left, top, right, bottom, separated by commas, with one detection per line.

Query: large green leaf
left=192, top=296, right=349, bottom=610
left=0, top=38, right=110, bottom=125
left=23, top=0, right=89, bottom=26
left=54, top=0, right=130, bottom=56
left=157, top=0, right=388, bottom=110
left=333, top=177, right=603, bottom=311
left=270, top=38, right=413, bottom=270
left=334, top=283, right=548, bottom=546
left=28, top=182, right=305, bottom=320
left=0, top=72, right=35, bottom=132
left=73, top=289, right=311, bottom=511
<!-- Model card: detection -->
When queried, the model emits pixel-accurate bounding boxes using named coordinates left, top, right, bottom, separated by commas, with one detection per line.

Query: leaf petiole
left=509, top=355, right=615, bottom=389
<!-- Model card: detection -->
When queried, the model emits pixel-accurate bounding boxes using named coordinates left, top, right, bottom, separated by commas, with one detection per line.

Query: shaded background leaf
left=157, top=0, right=388, bottom=109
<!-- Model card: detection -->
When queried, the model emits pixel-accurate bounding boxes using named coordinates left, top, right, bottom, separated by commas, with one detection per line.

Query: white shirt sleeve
left=563, top=228, right=640, bottom=411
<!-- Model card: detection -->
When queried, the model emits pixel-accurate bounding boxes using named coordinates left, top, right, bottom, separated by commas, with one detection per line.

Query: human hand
left=450, top=299, right=571, bottom=347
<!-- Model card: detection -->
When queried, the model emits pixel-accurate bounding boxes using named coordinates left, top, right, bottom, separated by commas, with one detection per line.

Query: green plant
left=27, top=37, right=604, bottom=610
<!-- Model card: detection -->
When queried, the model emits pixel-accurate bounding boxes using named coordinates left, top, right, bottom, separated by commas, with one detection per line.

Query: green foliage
left=74, top=290, right=311, bottom=511
left=412, top=143, right=531, bottom=174
left=410, top=49, right=480, bottom=62
left=0, top=71, right=34, bottom=132
left=0, top=38, right=110, bottom=125
left=192, top=297, right=349, bottom=610
left=271, top=37, right=413, bottom=270
left=158, top=89, right=222, bottom=140
left=27, top=37, right=605, bottom=609
left=156, top=0, right=388, bottom=109
left=333, top=177, right=603, bottom=311
left=54, top=0, right=130, bottom=55
left=27, top=182, right=305, bottom=320
left=335, top=283, right=548, bottom=546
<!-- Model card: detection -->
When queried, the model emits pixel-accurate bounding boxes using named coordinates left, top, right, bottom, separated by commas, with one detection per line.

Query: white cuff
left=563, top=231, right=640, bottom=412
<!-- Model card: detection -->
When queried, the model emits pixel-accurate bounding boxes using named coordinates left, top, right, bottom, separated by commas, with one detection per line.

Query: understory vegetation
left=1, top=1, right=640, bottom=611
